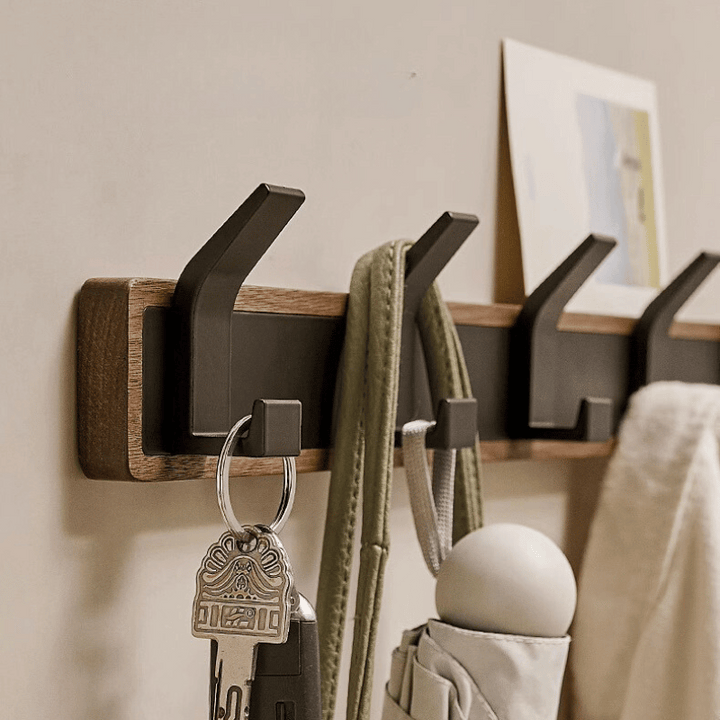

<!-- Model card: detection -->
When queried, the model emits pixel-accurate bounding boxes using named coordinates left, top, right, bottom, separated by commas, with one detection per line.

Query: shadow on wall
left=58, top=291, right=330, bottom=718
left=494, top=48, right=525, bottom=306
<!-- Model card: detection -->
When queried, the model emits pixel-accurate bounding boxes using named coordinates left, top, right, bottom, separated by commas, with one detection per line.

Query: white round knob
left=435, top=523, right=577, bottom=637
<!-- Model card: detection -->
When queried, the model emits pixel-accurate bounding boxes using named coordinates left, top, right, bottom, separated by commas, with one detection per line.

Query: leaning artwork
left=503, top=39, right=667, bottom=317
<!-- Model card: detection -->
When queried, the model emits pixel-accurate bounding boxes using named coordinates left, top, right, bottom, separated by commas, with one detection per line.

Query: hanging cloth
left=315, top=240, right=483, bottom=720
left=573, top=381, right=720, bottom=720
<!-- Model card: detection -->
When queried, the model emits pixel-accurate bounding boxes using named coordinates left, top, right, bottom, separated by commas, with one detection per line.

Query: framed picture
left=503, top=39, right=667, bottom=316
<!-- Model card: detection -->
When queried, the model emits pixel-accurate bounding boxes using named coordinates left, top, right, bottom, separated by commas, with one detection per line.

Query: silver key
left=193, top=526, right=294, bottom=720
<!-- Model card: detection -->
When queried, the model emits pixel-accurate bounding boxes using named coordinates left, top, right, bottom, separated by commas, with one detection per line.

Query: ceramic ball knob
left=435, top=523, right=577, bottom=637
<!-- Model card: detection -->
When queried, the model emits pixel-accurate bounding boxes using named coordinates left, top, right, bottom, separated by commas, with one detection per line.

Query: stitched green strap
left=316, top=242, right=404, bottom=720
left=316, top=240, right=483, bottom=720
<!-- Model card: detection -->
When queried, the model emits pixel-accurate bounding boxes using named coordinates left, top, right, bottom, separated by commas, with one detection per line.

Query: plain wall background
left=1, top=1, right=719, bottom=717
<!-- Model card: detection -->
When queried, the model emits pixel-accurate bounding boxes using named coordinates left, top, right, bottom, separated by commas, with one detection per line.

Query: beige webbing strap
left=316, top=240, right=483, bottom=720
left=401, top=420, right=456, bottom=577
left=417, top=284, right=483, bottom=543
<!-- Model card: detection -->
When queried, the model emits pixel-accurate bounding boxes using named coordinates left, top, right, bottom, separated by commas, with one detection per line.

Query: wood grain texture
left=448, top=300, right=720, bottom=339
left=77, top=278, right=719, bottom=480
left=77, top=279, right=133, bottom=480
left=447, top=301, right=521, bottom=327
left=479, top=439, right=616, bottom=462
left=235, top=285, right=347, bottom=316
left=79, top=279, right=340, bottom=481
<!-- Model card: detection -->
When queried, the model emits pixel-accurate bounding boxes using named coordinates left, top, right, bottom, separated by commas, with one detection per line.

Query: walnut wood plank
left=448, top=300, right=720, bottom=340
left=447, top=301, right=521, bottom=327
left=77, top=280, right=132, bottom=480
left=78, top=278, right=341, bottom=480
left=77, top=278, right=720, bottom=481
left=479, top=439, right=616, bottom=463
left=235, top=285, right=347, bottom=316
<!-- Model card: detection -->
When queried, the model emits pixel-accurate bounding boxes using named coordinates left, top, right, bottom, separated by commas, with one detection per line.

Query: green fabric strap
left=316, top=240, right=483, bottom=720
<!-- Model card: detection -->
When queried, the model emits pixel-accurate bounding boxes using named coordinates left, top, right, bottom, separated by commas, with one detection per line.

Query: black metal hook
left=508, top=234, right=617, bottom=442
left=171, top=183, right=305, bottom=455
left=631, top=252, right=720, bottom=393
left=396, top=212, right=480, bottom=449
left=236, top=399, right=302, bottom=457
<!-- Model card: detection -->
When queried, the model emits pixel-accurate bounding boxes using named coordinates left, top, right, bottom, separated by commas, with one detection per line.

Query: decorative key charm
left=193, top=525, right=294, bottom=720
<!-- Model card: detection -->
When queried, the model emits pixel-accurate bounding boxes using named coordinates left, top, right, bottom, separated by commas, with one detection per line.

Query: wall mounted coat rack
left=77, top=183, right=720, bottom=481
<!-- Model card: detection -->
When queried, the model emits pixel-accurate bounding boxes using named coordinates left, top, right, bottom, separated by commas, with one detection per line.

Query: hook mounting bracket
left=396, top=212, right=480, bottom=448
left=631, top=252, right=720, bottom=392
left=509, top=234, right=617, bottom=442
left=171, top=183, right=305, bottom=454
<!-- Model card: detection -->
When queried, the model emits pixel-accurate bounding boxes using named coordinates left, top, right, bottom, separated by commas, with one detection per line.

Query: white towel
left=572, top=382, right=720, bottom=720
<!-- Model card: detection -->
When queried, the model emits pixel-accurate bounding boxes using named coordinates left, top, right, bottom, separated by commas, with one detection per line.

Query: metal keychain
left=193, top=414, right=321, bottom=720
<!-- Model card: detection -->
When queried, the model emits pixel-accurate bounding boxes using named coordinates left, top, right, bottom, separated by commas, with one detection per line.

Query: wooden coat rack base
left=76, top=184, right=720, bottom=482
left=77, top=278, right=720, bottom=481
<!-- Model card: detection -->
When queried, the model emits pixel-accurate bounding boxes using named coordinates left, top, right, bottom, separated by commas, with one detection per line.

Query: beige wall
left=2, top=0, right=719, bottom=717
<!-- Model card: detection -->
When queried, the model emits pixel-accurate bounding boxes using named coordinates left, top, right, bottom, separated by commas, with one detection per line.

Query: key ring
left=216, top=414, right=297, bottom=540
